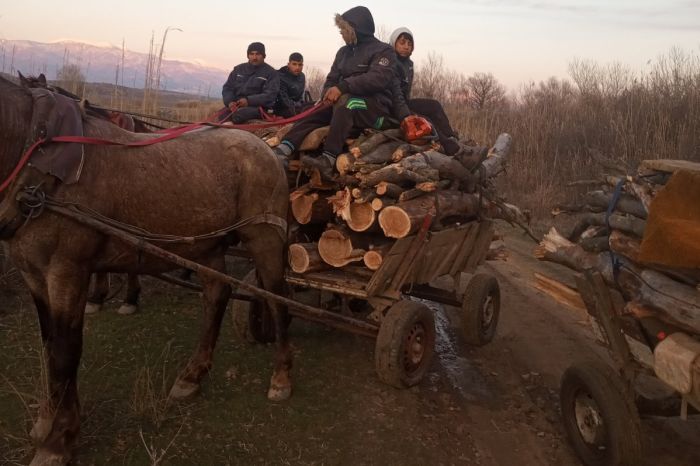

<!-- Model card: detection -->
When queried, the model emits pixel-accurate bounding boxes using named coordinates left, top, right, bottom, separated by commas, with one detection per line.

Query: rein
left=0, top=101, right=329, bottom=195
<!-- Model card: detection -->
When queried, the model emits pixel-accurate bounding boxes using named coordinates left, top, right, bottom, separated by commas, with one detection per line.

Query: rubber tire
left=375, top=300, right=436, bottom=388
left=231, top=269, right=276, bottom=344
left=461, top=273, right=500, bottom=346
left=560, top=359, right=642, bottom=466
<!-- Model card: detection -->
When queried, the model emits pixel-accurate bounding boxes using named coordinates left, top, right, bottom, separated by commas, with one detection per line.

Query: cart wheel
left=375, top=300, right=436, bottom=388
left=560, top=359, right=642, bottom=466
left=231, top=269, right=276, bottom=343
left=461, top=273, right=500, bottom=346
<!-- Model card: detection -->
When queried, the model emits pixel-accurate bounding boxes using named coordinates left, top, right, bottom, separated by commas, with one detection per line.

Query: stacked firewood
left=258, top=124, right=527, bottom=275
left=534, top=158, right=700, bottom=337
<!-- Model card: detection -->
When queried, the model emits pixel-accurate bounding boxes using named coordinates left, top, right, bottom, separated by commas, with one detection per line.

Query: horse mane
left=0, top=76, right=34, bottom=192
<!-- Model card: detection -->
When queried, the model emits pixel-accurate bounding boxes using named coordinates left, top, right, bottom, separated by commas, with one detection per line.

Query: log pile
left=535, top=158, right=700, bottom=337
left=265, top=126, right=523, bottom=276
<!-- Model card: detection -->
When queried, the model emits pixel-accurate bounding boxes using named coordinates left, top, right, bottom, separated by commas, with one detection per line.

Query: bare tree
left=412, top=52, right=450, bottom=101
left=304, top=66, right=326, bottom=101
left=464, top=72, right=506, bottom=109
left=56, top=63, right=86, bottom=96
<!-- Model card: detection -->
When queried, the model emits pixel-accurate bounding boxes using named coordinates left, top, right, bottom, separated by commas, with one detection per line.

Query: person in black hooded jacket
left=388, top=28, right=464, bottom=156
left=274, top=6, right=397, bottom=179
left=222, top=42, right=280, bottom=123
left=274, top=52, right=309, bottom=118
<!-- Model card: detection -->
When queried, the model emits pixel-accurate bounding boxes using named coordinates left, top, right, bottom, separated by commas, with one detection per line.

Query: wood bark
left=375, top=181, right=404, bottom=199
left=335, top=153, right=356, bottom=176
left=317, top=227, right=385, bottom=267
left=569, top=212, right=646, bottom=241
left=583, top=190, right=647, bottom=219
left=350, top=129, right=402, bottom=157
left=299, top=126, right=330, bottom=151
left=358, top=164, right=438, bottom=188
left=290, top=189, right=333, bottom=225
left=288, top=243, right=326, bottom=273
left=392, top=143, right=427, bottom=162
left=478, top=133, right=512, bottom=178
left=354, top=141, right=402, bottom=165
left=371, top=197, right=395, bottom=211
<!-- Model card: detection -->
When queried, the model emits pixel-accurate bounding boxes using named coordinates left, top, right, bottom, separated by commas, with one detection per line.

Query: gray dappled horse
left=0, top=75, right=291, bottom=465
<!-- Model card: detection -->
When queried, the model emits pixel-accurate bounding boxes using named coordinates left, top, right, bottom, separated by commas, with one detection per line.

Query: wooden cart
left=560, top=271, right=700, bottom=466
left=232, top=218, right=501, bottom=388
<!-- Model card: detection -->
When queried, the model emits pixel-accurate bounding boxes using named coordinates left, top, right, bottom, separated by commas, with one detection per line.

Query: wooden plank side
left=463, top=220, right=494, bottom=273
left=365, top=235, right=414, bottom=296
left=448, top=222, right=480, bottom=276
left=416, top=223, right=477, bottom=283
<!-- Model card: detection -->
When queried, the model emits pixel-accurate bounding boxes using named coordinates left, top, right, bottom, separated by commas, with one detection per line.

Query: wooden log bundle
left=285, top=128, right=517, bottom=274
left=536, top=159, right=700, bottom=336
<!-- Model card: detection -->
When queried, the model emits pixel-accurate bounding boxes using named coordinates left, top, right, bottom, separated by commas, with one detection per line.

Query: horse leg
left=170, top=253, right=231, bottom=399
left=84, top=273, right=109, bottom=314
left=30, top=263, right=89, bottom=466
left=240, top=227, right=292, bottom=401
left=116, top=273, right=141, bottom=315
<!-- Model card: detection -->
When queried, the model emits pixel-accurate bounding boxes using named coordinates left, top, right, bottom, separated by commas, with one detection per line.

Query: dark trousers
left=408, top=98, right=459, bottom=155
left=230, top=106, right=260, bottom=124
left=283, top=95, right=389, bottom=156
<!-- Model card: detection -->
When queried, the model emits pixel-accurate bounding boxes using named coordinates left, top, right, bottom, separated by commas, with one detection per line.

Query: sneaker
left=300, top=153, right=335, bottom=181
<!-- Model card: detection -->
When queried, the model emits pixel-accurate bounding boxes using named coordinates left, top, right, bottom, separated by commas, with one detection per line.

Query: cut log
left=579, top=236, right=610, bottom=253
left=533, top=272, right=587, bottom=312
left=327, top=188, right=376, bottom=232
left=569, top=212, right=646, bottom=241
left=609, top=230, right=641, bottom=262
left=317, top=228, right=366, bottom=267
left=363, top=243, right=393, bottom=271
left=265, top=136, right=280, bottom=147
left=583, top=190, right=647, bottom=219
left=350, top=129, right=403, bottom=157
left=392, top=143, right=427, bottom=162
left=354, top=141, right=402, bottom=165
left=299, top=126, right=330, bottom=151
left=397, top=180, right=448, bottom=202
left=288, top=243, right=326, bottom=273
left=290, top=189, right=333, bottom=225
left=370, top=197, right=395, bottom=211
left=336, top=153, right=356, bottom=176
left=534, top=227, right=611, bottom=276
left=398, top=151, right=477, bottom=189
left=351, top=187, right=377, bottom=203
left=375, top=181, right=404, bottom=199
left=479, top=133, right=513, bottom=178
left=357, top=164, right=438, bottom=188
left=378, top=191, right=481, bottom=238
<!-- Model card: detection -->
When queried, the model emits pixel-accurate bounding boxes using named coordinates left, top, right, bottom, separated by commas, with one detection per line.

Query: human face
left=288, top=60, right=304, bottom=76
left=248, top=51, right=265, bottom=66
left=395, top=36, right=414, bottom=58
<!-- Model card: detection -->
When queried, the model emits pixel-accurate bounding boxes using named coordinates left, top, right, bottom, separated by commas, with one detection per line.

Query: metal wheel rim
left=403, top=322, right=427, bottom=373
left=480, top=295, right=495, bottom=330
left=573, top=390, right=607, bottom=452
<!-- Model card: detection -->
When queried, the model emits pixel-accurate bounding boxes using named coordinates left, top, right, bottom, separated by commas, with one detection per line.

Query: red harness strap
left=0, top=102, right=330, bottom=194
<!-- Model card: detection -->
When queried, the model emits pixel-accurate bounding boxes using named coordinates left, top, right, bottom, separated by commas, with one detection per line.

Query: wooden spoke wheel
left=375, top=300, right=436, bottom=388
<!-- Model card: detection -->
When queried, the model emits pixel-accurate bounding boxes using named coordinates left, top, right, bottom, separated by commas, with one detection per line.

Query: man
left=274, top=52, right=308, bottom=118
left=222, top=42, right=280, bottom=124
left=388, top=28, right=464, bottom=157
left=274, top=6, right=397, bottom=179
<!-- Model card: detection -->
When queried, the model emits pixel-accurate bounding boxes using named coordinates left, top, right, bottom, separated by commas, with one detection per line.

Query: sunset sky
left=1, top=0, right=699, bottom=89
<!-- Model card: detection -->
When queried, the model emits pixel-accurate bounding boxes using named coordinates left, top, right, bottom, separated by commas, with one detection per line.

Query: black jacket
left=391, top=55, right=414, bottom=120
left=274, top=66, right=306, bottom=115
left=324, top=7, right=396, bottom=112
left=222, top=62, right=280, bottom=108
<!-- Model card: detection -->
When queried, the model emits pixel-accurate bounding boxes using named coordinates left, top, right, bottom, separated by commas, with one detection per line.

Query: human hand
left=228, top=102, right=238, bottom=112
left=323, top=86, right=342, bottom=103
left=236, top=98, right=249, bottom=108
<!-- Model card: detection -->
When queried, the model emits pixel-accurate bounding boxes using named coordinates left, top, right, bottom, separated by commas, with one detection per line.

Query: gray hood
left=388, top=27, right=414, bottom=50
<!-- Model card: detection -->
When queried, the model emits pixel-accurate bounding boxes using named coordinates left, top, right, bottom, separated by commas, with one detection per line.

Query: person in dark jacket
left=388, top=27, right=463, bottom=156
left=222, top=42, right=280, bottom=123
left=274, top=52, right=308, bottom=118
left=274, top=6, right=398, bottom=179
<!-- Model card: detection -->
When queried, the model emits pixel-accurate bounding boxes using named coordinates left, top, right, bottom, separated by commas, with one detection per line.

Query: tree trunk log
left=290, top=189, right=333, bottom=225
left=584, top=190, right=647, bottom=219
left=299, top=126, right=330, bottom=151
left=569, top=212, right=646, bottom=241
left=363, top=243, right=393, bottom=271
left=375, top=181, right=404, bottom=199
left=358, top=164, right=438, bottom=188
left=317, top=228, right=366, bottom=267
left=479, top=133, right=512, bottom=178
left=392, top=143, right=428, bottom=162
left=327, top=188, right=376, bottom=232
left=371, top=197, right=395, bottom=211
left=350, top=129, right=403, bottom=157
left=288, top=243, right=326, bottom=273
left=336, top=153, right=356, bottom=176
left=354, top=141, right=402, bottom=165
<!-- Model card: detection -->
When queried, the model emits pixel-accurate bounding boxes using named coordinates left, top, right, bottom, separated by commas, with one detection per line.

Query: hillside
left=0, top=39, right=229, bottom=95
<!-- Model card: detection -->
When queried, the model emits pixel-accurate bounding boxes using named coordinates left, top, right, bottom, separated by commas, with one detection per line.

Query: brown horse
left=18, top=72, right=151, bottom=315
left=0, top=75, right=291, bottom=465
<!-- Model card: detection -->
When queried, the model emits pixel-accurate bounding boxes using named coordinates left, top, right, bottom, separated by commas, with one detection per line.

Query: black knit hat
left=247, top=42, right=266, bottom=56
left=289, top=52, right=303, bottom=62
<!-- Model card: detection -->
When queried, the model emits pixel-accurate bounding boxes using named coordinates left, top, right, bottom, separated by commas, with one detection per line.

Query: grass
left=0, top=275, right=475, bottom=465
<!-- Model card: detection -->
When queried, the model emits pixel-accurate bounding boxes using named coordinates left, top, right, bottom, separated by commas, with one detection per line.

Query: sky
left=1, top=0, right=699, bottom=89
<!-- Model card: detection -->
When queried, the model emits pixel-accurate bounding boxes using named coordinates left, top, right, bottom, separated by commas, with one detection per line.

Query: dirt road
left=1, top=225, right=699, bottom=464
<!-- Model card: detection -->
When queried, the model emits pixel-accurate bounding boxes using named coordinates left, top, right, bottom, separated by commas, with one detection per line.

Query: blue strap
left=606, top=179, right=626, bottom=281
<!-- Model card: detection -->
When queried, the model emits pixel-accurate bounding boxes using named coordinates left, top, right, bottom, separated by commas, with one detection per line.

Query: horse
left=0, top=75, right=291, bottom=465
left=18, top=72, right=153, bottom=315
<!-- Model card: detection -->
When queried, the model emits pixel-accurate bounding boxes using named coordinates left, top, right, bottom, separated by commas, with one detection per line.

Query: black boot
left=301, top=152, right=335, bottom=181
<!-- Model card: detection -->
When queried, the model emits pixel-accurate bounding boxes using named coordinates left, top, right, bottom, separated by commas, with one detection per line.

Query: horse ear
left=18, top=71, right=28, bottom=86
left=39, top=74, right=47, bottom=85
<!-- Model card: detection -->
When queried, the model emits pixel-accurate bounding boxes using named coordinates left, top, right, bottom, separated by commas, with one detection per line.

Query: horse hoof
left=267, top=383, right=292, bottom=402
left=169, top=379, right=200, bottom=400
left=29, top=416, right=52, bottom=444
left=116, top=304, right=138, bottom=315
left=84, top=302, right=102, bottom=314
left=30, top=449, right=69, bottom=466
